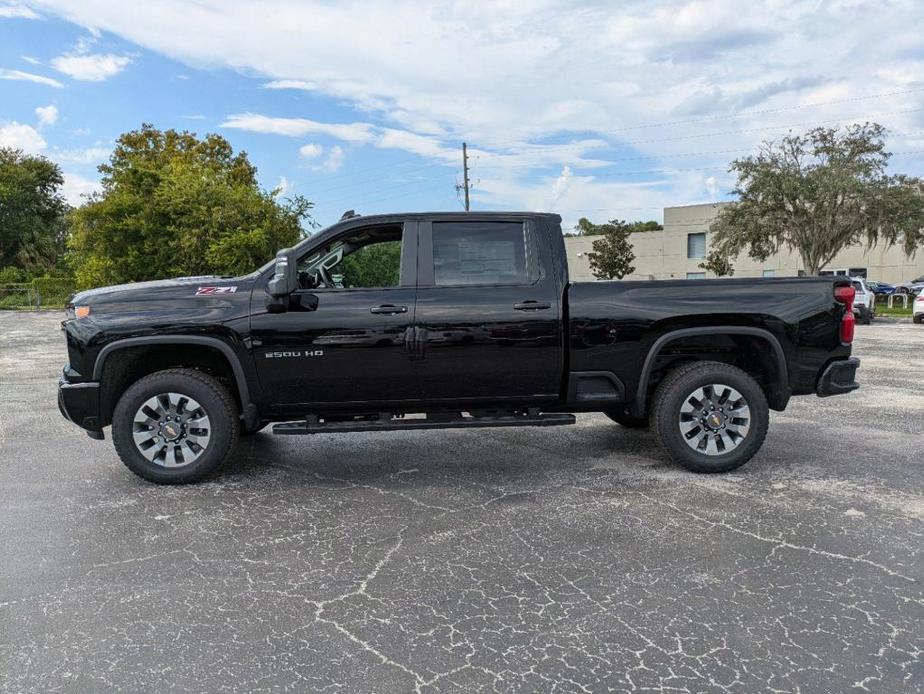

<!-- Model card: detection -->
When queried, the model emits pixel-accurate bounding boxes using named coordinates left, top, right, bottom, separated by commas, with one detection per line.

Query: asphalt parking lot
left=0, top=312, right=921, bottom=693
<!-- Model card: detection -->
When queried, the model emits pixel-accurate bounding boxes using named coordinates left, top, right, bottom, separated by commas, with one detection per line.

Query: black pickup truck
left=59, top=212, right=860, bottom=484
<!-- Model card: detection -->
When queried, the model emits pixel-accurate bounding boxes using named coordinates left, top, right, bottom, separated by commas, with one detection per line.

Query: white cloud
left=264, top=79, right=317, bottom=91
left=61, top=172, right=101, bottom=205
left=0, top=121, right=46, bottom=153
left=34, top=104, right=58, bottom=126
left=26, top=0, right=924, bottom=218
left=54, top=146, right=110, bottom=164
left=51, top=48, right=131, bottom=81
left=298, top=143, right=323, bottom=159
left=222, top=113, right=375, bottom=143
left=0, top=3, right=39, bottom=19
left=0, top=68, right=62, bottom=88
left=322, top=145, right=344, bottom=172
left=274, top=175, right=291, bottom=196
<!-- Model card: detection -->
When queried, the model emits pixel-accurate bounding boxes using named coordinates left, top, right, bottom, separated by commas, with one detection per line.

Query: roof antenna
left=340, top=209, right=359, bottom=221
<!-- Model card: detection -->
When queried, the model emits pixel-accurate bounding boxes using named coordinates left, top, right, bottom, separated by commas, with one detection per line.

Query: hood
left=70, top=275, right=253, bottom=305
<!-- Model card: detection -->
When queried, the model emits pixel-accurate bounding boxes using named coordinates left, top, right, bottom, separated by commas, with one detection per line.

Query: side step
left=273, top=411, right=576, bottom=435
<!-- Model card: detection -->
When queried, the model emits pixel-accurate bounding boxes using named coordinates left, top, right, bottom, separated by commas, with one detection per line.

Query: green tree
left=0, top=148, right=69, bottom=272
left=700, top=248, right=735, bottom=277
left=68, top=124, right=313, bottom=288
left=708, top=123, right=924, bottom=275
left=572, top=217, right=661, bottom=236
left=586, top=219, right=636, bottom=279
left=627, top=220, right=663, bottom=233
left=336, top=241, right=402, bottom=288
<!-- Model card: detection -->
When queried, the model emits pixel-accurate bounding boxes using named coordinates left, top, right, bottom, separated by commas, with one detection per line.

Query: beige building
left=565, top=202, right=924, bottom=283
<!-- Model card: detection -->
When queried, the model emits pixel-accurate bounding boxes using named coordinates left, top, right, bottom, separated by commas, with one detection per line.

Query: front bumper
left=816, top=358, right=860, bottom=397
left=58, top=374, right=104, bottom=439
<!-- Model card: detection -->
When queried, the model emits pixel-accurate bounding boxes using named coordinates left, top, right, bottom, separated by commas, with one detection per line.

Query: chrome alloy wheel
left=132, top=393, right=211, bottom=468
left=678, top=383, right=751, bottom=456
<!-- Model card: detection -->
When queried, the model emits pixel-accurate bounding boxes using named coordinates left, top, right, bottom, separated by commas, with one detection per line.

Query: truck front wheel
left=650, top=361, right=769, bottom=474
left=112, top=368, right=240, bottom=484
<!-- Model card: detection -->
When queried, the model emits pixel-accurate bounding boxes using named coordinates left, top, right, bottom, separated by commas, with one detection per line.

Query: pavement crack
left=606, top=487, right=917, bottom=583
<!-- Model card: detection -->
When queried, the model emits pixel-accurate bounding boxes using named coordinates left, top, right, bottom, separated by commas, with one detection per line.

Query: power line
left=463, top=107, right=924, bottom=163
left=566, top=86, right=924, bottom=136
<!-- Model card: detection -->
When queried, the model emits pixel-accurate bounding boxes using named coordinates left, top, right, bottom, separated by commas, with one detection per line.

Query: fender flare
left=92, top=336, right=256, bottom=421
left=631, top=326, right=789, bottom=416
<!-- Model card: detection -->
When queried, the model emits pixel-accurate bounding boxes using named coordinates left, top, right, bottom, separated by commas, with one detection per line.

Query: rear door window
left=430, top=221, right=539, bottom=286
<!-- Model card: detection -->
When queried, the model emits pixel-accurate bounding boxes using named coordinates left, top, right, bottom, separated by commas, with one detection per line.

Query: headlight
left=66, top=305, right=91, bottom=320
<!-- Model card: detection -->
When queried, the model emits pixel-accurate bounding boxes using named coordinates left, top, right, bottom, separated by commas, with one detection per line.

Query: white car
left=850, top=277, right=875, bottom=325
left=914, top=292, right=924, bottom=324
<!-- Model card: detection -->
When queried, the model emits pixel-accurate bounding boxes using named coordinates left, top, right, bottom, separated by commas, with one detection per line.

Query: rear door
left=413, top=218, right=562, bottom=404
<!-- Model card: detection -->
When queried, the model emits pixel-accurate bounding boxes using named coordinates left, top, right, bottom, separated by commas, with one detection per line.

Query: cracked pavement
left=0, top=312, right=922, bottom=692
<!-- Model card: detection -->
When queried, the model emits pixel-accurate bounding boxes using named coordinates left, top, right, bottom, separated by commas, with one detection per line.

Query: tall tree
left=68, top=124, right=313, bottom=288
left=0, top=148, right=69, bottom=272
left=708, top=123, right=924, bottom=275
left=586, top=219, right=636, bottom=279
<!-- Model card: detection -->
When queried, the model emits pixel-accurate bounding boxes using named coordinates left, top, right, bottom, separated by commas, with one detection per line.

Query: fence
left=0, top=278, right=76, bottom=310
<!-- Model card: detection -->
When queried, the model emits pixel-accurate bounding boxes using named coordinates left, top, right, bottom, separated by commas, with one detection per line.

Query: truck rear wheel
left=650, top=361, right=769, bottom=473
left=112, top=368, right=239, bottom=484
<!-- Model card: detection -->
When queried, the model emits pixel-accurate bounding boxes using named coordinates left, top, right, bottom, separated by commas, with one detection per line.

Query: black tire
left=604, top=407, right=649, bottom=428
left=860, top=307, right=872, bottom=325
left=112, top=368, right=239, bottom=484
left=914, top=314, right=924, bottom=325
left=650, top=361, right=769, bottom=474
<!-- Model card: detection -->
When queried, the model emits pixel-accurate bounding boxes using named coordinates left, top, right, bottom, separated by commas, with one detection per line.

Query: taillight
left=834, top=285, right=855, bottom=344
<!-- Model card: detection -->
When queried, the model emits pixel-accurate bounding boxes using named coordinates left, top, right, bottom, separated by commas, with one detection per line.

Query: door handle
left=370, top=304, right=408, bottom=314
left=514, top=301, right=551, bottom=311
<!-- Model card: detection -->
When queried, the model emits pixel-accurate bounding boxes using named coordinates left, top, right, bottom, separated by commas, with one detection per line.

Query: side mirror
left=267, top=247, right=298, bottom=297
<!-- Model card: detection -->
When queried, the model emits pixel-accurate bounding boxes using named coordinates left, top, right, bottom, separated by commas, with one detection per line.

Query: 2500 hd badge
left=264, top=350, right=324, bottom=358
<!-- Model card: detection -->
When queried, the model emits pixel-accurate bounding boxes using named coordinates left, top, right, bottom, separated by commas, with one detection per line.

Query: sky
left=1, top=0, right=923, bottom=231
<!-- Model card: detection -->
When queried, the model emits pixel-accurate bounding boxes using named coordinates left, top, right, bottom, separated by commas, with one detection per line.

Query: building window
left=686, top=272, right=706, bottom=280
left=687, top=232, right=706, bottom=259
left=762, top=270, right=775, bottom=278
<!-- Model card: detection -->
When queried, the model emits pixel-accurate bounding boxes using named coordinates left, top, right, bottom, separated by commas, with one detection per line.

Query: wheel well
left=98, top=345, right=241, bottom=426
left=638, top=334, right=787, bottom=413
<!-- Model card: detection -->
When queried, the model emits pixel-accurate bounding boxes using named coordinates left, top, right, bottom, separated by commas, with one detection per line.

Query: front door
left=250, top=222, right=418, bottom=408
left=413, top=218, right=562, bottom=404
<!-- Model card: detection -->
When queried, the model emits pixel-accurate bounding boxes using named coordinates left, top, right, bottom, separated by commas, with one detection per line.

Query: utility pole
left=461, top=142, right=470, bottom=211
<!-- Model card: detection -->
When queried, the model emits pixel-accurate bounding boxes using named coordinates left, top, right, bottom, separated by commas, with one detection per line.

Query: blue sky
left=2, top=0, right=923, bottom=231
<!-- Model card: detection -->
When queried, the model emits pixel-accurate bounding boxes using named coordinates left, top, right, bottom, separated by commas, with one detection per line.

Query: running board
left=273, top=412, right=576, bottom=435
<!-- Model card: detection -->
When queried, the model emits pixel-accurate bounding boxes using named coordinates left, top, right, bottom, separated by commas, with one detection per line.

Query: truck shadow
left=219, top=419, right=669, bottom=487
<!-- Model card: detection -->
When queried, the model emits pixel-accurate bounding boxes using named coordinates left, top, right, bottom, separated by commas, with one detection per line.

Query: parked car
left=58, top=212, right=861, bottom=484
left=851, top=277, right=875, bottom=325
left=895, top=276, right=924, bottom=295
left=914, top=292, right=924, bottom=324
left=867, top=280, right=896, bottom=295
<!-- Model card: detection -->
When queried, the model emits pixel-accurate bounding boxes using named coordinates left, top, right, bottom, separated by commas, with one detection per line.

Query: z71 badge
left=196, top=286, right=238, bottom=295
